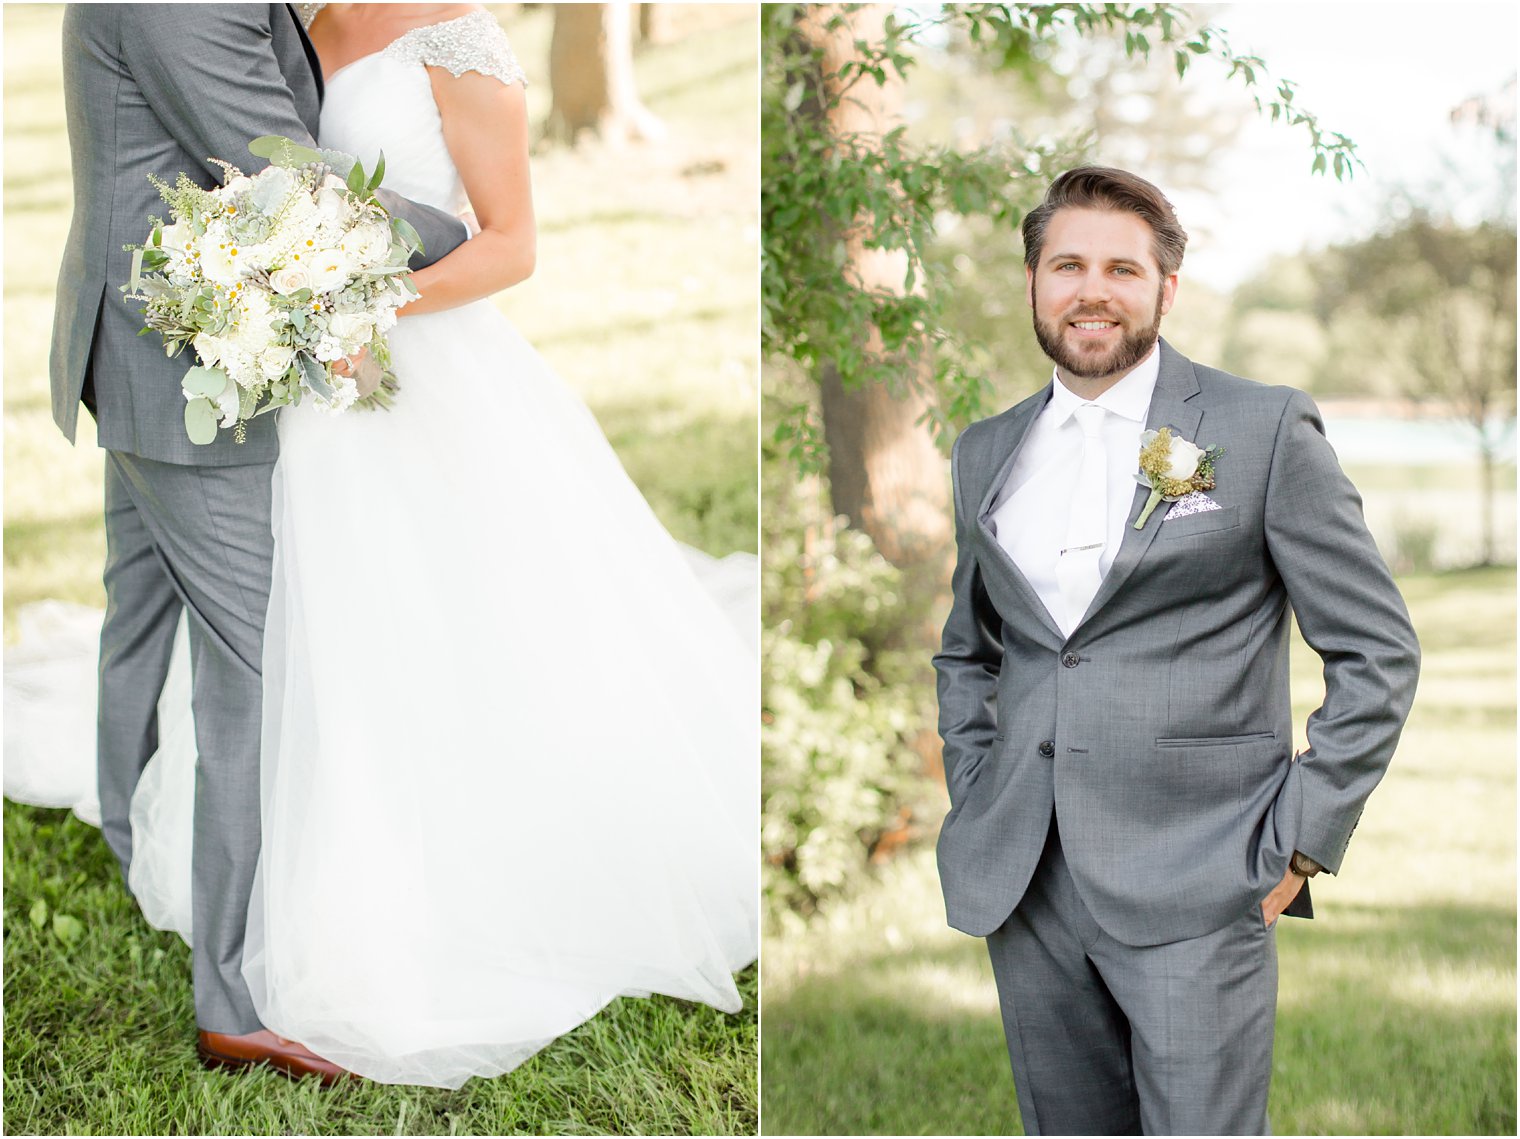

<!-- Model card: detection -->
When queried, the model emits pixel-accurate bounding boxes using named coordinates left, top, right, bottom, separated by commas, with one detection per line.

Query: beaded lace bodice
left=301, top=8, right=526, bottom=214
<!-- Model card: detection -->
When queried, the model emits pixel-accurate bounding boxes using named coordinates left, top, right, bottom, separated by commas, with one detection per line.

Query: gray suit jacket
left=933, top=340, right=1420, bottom=947
left=52, top=3, right=468, bottom=466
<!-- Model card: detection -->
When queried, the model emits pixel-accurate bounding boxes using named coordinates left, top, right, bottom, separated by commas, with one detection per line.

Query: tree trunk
left=637, top=3, right=672, bottom=45
left=800, top=4, right=952, bottom=576
left=545, top=4, right=667, bottom=145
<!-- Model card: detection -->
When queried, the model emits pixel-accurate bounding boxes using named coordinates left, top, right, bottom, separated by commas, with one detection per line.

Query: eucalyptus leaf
left=185, top=396, right=219, bottom=445
left=248, top=134, right=323, bottom=168
left=182, top=365, right=229, bottom=399
left=298, top=352, right=335, bottom=400
left=390, top=216, right=422, bottom=255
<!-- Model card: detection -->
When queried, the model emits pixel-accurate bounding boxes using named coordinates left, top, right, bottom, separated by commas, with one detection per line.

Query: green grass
left=4, top=4, right=758, bottom=1133
left=5, top=802, right=757, bottom=1135
left=762, top=566, right=1517, bottom=1136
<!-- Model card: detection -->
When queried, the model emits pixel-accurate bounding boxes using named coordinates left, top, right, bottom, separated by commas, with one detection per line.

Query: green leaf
left=182, top=365, right=229, bottom=399
left=390, top=216, right=422, bottom=255
left=52, top=913, right=84, bottom=946
left=129, top=247, right=144, bottom=292
left=29, top=899, right=47, bottom=929
left=239, top=384, right=259, bottom=421
left=346, top=159, right=367, bottom=196
left=368, top=150, right=386, bottom=191
left=185, top=396, right=219, bottom=444
left=298, top=352, right=335, bottom=400
left=248, top=134, right=323, bottom=168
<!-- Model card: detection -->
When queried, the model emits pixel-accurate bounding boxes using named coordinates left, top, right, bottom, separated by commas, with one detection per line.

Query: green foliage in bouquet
left=762, top=437, right=941, bottom=929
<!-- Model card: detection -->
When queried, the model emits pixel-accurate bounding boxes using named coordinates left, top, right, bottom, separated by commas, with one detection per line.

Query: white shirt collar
left=1044, top=342, right=1161, bottom=428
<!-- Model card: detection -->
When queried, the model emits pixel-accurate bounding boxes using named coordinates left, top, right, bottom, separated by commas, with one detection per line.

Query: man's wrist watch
left=1290, top=851, right=1323, bottom=878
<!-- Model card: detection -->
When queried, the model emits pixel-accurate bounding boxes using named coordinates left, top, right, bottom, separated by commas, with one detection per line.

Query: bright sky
left=1175, top=2, right=1518, bottom=291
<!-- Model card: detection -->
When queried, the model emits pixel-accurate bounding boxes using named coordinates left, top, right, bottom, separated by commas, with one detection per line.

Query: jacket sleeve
left=118, top=4, right=466, bottom=270
left=932, top=430, right=1004, bottom=797
left=1263, top=388, right=1420, bottom=872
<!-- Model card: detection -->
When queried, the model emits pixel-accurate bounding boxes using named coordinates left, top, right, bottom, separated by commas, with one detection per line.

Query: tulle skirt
left=4, top=299, right=758, bottom=1088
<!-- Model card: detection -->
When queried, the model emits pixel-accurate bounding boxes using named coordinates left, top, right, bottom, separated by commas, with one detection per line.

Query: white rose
left=1164, top=437, right=1206, bottom=481
left=327, top=311, right=374, bottom=347
left=307, top=249, right=352, bottom=294
left=269, top=265, right=312, bottom=296
left=258, top=344, right=295, bottom=380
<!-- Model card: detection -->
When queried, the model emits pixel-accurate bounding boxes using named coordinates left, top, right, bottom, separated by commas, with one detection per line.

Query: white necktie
left=1057, top=403, right=1107, bottom=633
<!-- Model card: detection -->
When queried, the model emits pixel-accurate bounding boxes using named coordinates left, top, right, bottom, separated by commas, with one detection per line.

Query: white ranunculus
left=197, top=239, right=242, bottom=286
left=307, top=249, right=353, bottom=294
left=222, top=175, right=253, bottom=198
left=158, top=219, right=191, bottom=253
left=270, top=265, right=312, bottom=296
left=1164, top=436, right=1206, bottom=481
left=340, top=222, right=390, bottom=266
left=327, top=311, right=374, bottom=347
left=315, top=189, right=345, bottom=224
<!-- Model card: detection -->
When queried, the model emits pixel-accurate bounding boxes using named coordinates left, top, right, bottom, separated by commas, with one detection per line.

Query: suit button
left=1038, top=740, right=1055, bottom=757
left=1061, top=652, right=1081, bottom=668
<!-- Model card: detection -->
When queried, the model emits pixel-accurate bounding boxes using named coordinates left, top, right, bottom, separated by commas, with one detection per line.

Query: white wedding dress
left=5, top=11, right=757, bottom=1089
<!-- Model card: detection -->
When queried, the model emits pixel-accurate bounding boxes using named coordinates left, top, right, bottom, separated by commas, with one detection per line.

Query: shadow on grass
left=762, top=903, right=1516, bottom=1136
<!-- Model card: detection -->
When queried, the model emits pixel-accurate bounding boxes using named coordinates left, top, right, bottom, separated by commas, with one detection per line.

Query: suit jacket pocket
left=1155, top=730, right=1275, bottom=748
left=1158, top=505, right=1240, bottom=539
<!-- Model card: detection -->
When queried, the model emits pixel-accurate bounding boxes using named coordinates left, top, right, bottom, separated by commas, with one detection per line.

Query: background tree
left=546, top=3, right=666, bottom=144
left=1315, top=212, right=1517, bottom=566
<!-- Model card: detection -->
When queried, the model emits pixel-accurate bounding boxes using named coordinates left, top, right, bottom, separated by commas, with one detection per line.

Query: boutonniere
left=1133, top=427, right=1223, bottom=529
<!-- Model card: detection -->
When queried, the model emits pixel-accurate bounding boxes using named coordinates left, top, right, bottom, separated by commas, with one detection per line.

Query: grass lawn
left=761, top=566, right=1517, bottom=1136
left=4, top=4, right=759, bottom=1134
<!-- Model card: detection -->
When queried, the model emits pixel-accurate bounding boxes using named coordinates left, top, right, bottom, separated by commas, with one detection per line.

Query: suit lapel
left=973, top=385, right=1066, bottom=645
left=1073, top=339, right=1203, bottom=631
left=286, top=3, right=326, bottom=104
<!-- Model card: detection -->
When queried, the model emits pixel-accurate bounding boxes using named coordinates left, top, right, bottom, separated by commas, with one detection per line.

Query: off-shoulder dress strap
left=385, top=10, right=527, bottom=87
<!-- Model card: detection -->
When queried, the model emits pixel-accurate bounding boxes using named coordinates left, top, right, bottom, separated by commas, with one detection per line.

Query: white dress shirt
left=987, top=345, right=1160, bottom=636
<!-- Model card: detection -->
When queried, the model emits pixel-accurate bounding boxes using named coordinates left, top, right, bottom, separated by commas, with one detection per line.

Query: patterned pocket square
left=1165, top=491, right=1223, bottom=520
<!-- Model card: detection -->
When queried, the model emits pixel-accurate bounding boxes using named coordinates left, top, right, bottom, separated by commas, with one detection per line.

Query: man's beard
left=1031, top=280, right=1164, bottom=381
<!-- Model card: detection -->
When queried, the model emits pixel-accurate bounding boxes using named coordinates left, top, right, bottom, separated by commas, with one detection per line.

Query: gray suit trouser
left=986, top=814, right=1277, bottom=1136
left=99, top=449, right=273, bottom=1034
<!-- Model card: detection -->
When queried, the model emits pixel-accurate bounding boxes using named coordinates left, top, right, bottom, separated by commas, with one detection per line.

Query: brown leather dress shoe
left=197, top=1029, right=355, bottom=1085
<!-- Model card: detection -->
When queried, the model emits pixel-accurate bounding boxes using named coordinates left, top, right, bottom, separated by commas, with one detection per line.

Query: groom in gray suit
left=934, top=167, right=1419, bottom=1134
left=52, top=4, right=467, bottom=1080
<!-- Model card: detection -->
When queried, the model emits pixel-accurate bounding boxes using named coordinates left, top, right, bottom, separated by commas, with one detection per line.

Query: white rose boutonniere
left=1133, top=427, right=1224, bottom=529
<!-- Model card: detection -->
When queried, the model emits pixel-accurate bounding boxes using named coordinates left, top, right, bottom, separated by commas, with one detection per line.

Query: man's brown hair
left=1022, top=166, right=1189, bottom=277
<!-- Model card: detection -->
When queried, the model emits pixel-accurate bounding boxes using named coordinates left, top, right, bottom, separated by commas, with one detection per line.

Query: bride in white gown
left=6, top=3, right=757, bottom=1090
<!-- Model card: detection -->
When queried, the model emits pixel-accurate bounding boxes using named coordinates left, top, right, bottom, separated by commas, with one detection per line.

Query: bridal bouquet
left=124, top=136, right=423, bottom=444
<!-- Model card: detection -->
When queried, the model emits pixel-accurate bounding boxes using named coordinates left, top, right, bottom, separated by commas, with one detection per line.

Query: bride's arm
left=400, top=69, right=535, bottom=316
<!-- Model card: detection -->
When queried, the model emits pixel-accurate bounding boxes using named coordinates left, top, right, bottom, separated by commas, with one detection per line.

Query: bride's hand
left=332, top=348, right=382, bottom=399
